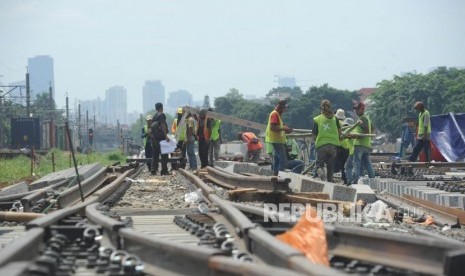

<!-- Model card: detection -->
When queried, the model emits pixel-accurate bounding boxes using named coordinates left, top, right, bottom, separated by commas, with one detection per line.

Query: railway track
left=1, top=160, right=465, bottom=275
left=0, top=163, right=336, bottom=275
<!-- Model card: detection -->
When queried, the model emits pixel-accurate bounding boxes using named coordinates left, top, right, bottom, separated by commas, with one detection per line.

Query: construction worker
left=335, top=109, right=350, bottom=184
left=351, top=101, right=375, bottom=184
left=141, top=115, right=153, bottom=170
left=312, top=100, right=341, bottom=182
left=171, top=107, right=184, bottom=134
left=172, top=107, right=187, bottom=169
left=185, top=112, right=198, bottom=170
left=342, top=118, right=355, bottom=185
left=265, top=99, right=293, bottom=176
left=398, top=118, right=415, bottom=159
left=197, top=108, right=211, bottom=168
left=151, top=102, right=170, bottom=176
left=208, top=108, right=221, bottom=167
left=408, top=101, right=431, bottom=162
left=285, top=138, right=304, bottom=174
left=238, top=131, right=263, bottom=163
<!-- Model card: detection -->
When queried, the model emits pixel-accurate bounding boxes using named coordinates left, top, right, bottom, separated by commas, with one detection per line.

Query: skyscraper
left=105, top=86, right=127, bottom=125
left=28, top=55, right=55, bottom=101
left=167, top=90, right=192, bottom=109
left=142, top=81, right=164, bottom=114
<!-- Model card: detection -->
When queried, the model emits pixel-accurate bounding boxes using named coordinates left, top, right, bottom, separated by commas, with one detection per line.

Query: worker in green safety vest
left=265, top=99, right=293, bottom=176
left=208, top=108, right=222, bottom=167
left=312, top=99, right=341, bottom=182
left=408, top=101, right=431, bottom=162
left=141, top=115, right=153, bottom=170
left=350, top=101, right=375, bottom=184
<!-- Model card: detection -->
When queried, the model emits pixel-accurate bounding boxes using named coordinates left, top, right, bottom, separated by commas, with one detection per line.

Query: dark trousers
left=151, top=139, right=168, bottom=174
left=198, top=137, right=209, bottom=168
left=336, top=147, right=350, bottom=184
left=316, top=144, right=337, bottom=182
left=176, top=140, right=187, bottom=169
left=408, top=139, right=431, bottom=162
left=144, top=143, right=153, bottom=169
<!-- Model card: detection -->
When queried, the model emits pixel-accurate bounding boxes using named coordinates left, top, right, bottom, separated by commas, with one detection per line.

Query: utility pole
left=78, top=103, right=81, bottom=151
left=86, top=109, right=89, bottom=149
left=26, top=70, right=31, bottom=116
left=66, top=95, right=69, bottom=122
left=0, top=91, right=3, bottom=148
left=49, top=84, right=55, bottom=148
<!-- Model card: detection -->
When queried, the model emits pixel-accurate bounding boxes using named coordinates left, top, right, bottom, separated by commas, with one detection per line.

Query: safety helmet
left=145, top=115, right=153, bottom=121
left=177, top=107, right=183, bottom=114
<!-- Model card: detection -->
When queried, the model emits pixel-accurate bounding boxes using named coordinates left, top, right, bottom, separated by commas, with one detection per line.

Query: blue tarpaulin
left=430, top=112, right=465, bottom=162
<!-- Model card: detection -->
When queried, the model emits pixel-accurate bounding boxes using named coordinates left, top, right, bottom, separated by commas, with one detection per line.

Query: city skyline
left=1, top=0, right=465, bottom=112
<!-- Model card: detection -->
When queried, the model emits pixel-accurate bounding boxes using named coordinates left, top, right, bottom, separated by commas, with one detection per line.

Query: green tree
left=369, top=67, right=465, bottom=142
left=285, top=84, right=358, bottom=130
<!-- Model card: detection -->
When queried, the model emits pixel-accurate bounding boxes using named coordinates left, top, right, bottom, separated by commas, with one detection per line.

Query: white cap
left=335, top=109, right=346, bottom=120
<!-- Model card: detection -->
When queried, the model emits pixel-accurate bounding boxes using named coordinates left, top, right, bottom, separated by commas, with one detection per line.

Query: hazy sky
left=1, top=0, right=464, bottom=113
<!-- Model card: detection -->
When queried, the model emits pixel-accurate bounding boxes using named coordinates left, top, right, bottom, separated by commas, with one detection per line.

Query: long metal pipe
left=0, top=211, right=44, bottom=222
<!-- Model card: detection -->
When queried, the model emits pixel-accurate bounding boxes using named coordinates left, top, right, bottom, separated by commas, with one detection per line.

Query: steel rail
left=377, top=192, right=460, bottom=226
left=391, top=161, right=465, bottom=168
left=326, top=224, right=465, bottom=276
left=119, top=227, right=229, bottom=275
left=230, top=202, right=465, bottom=276
left=85, top=203, right=125, bottom=248
left=25, top=167, right=137, bottom=229
left=0, top=228, right=44, bottom=267
left=179, top=168, right=216, bottom=195
left=180, top=169, right=344, bottom=275
left=208, top=255, right=306, bottom=276
left=20, top=178, right=69, bottom=212
left=0, top=164, right=144, bottom=274
left=205, top=166, right=291, bottom=191
left=56, top=167, right=108, bottom=208
left=0, top=191, right=36, bottom=202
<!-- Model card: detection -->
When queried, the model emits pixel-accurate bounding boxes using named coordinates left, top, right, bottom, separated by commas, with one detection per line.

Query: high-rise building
left=105, top=86, right=127, bottom=125
left=79, top=98, right=104, bottom=126
left=142, top=81, right=165, bottom=114
left=28, top=55, right=55, bottom=101
left=276, top=76, right=296, bottom=88
left=166, top=90, right=192, bottom=109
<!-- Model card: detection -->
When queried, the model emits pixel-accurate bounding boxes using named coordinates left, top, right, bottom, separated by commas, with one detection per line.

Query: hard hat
left=145, top=115, right=153, bottom=121
left=413, top=101, right=424, bottom=109
left=335, top=109, right=346, bottom=120
left=177, top=107, right=183, bottom=114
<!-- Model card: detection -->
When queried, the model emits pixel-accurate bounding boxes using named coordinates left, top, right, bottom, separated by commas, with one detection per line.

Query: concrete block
left=258, top=167, right=273, bottom=176
left=417, top=188, right=437, bottom=199
left=233, top=163, right=260, bottom=175
left=213, top=161, right=233, bottom=168
left=220, top=142, right=246, bottom=155
left=0, top=181, right=29, bottom=196
left=422, top=191, right=448, bottom=204
left=278, top=171, right=302, bottom=192
left=368, top=178, right=380, bottom=191
left=29, top=163, right=103, bottom=190
left=300, top=178, right=325, bottom=193
left=458, top=195, right=465, bottom=210
left=440, top=194, right=460, bottom=208
left=216, top=163, right=234, bottom=174
left=332, top=185, right=356, bottom=202
left=351, top=184, right=377, bottom=204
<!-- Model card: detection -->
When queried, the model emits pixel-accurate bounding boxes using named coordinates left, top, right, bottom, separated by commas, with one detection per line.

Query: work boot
left=316, top=168, right=326, bottom=181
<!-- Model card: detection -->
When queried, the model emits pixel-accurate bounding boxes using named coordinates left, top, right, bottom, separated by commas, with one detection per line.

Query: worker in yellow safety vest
left=265, top=99, right=293, bottom=176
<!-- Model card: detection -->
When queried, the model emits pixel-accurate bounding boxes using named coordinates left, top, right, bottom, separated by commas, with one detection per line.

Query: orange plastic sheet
left=276, top=207, right=329, bottom=266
